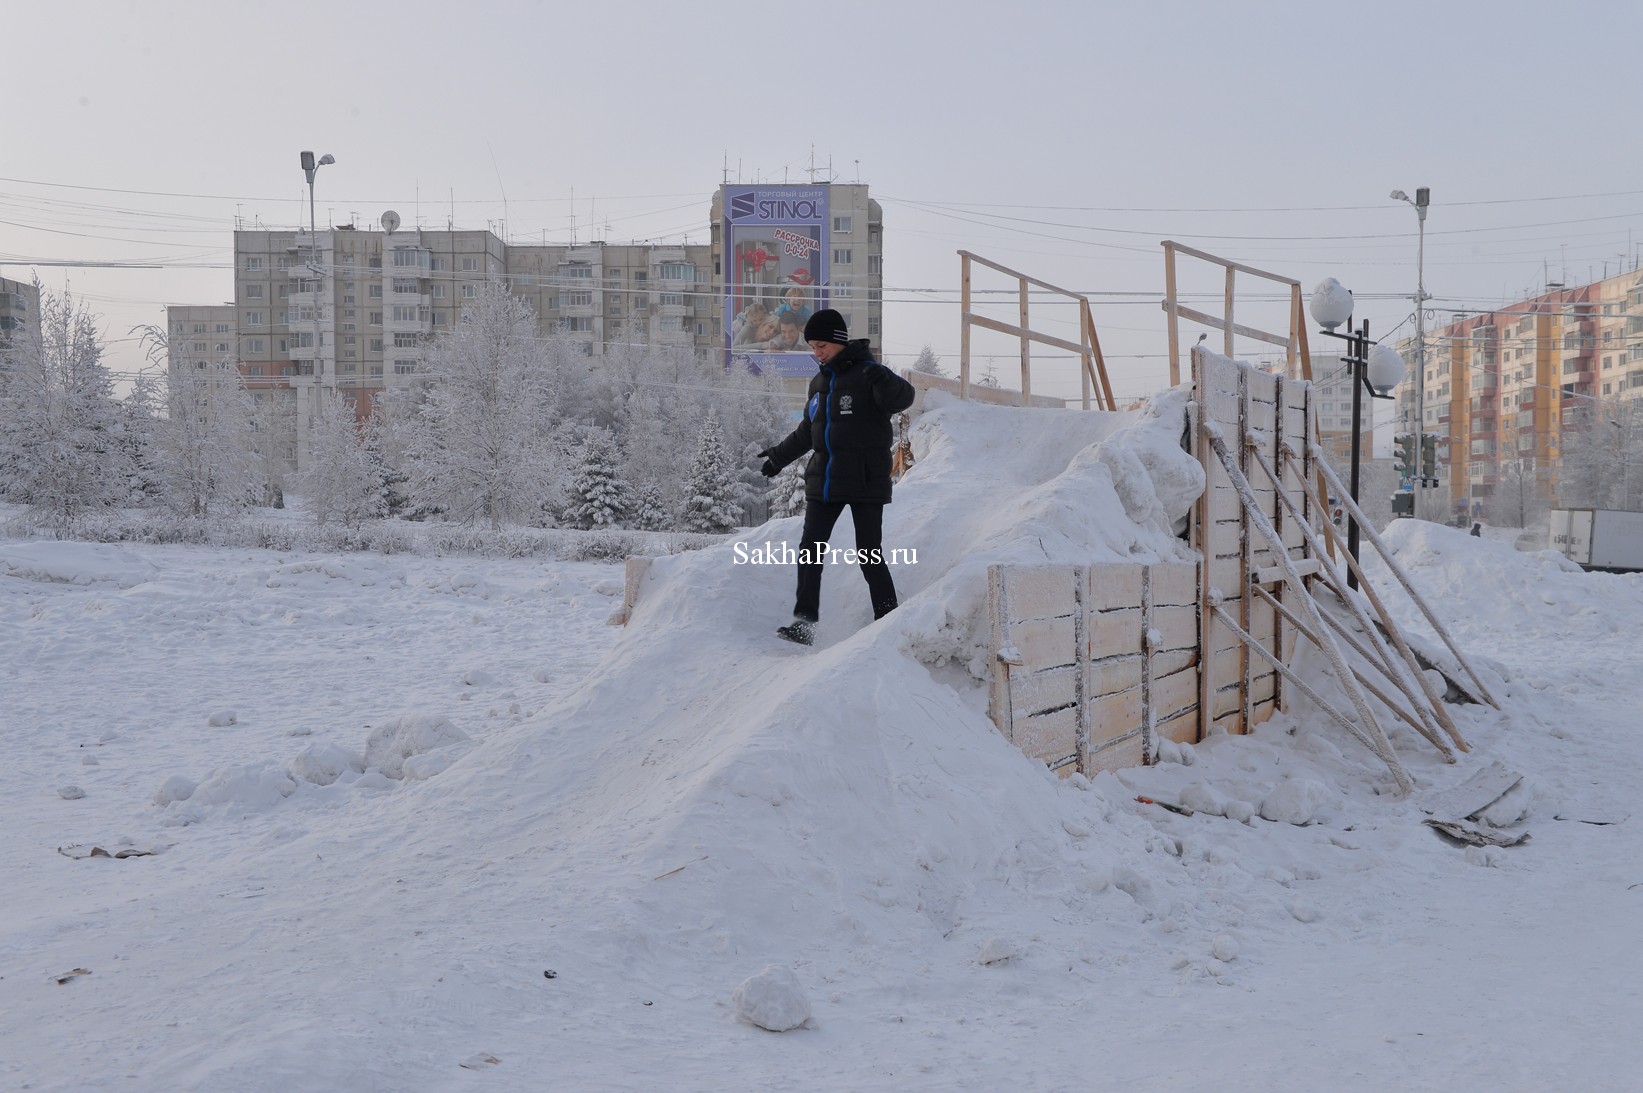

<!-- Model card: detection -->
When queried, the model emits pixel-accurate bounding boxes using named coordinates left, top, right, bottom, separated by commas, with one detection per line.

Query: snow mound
left=289, top=743, right=366, bottom=786
left=363, top=714, right=472, bottom=780
left=0, top=541, right=158, bottom=587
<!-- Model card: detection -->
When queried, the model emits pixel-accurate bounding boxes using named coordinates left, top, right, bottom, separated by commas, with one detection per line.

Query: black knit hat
left=803, top=308, right=849, bottom=345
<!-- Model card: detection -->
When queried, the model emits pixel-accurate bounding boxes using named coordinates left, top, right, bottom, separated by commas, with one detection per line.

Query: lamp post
left=1391, top=187, right=1430, bottom=514
left=298, top=150, right=335, bottom=389
left=1310, top=278, right=1407, bottom=589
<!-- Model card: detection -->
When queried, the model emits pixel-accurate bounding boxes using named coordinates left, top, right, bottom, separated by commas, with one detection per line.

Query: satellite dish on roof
left=381, top=210, right=401, bottom=234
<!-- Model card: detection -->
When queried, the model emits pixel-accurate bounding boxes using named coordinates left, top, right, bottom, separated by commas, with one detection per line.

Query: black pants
left=793, top=500, right=898, bottom=622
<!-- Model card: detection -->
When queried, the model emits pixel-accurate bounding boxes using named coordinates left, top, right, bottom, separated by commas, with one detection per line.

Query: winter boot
left=775, top=617, right=816, bottom=646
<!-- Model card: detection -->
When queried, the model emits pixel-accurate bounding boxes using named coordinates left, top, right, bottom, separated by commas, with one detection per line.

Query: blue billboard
left=723, top=185, right=829, bottom=377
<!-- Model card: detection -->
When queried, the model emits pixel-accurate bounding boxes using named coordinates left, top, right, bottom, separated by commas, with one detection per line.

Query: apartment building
left=197, top=181, right=881, bottom=471
left=0, top=275, right=39, bottom=338
left=1394, top=267, right=1643, bottom=518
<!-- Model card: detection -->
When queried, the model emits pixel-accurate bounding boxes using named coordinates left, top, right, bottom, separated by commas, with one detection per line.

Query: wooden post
left=1019, top=276, right=1031, bottom=406
left=1224, top=266, right=1236, bottom=357
left=960, top=251, right=972, bottom=401
left=1165, top=241, right=1181, bottom=386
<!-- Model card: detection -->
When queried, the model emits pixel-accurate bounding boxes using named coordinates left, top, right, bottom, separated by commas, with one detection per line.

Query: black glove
left=758, top=449, right=779, bottom=478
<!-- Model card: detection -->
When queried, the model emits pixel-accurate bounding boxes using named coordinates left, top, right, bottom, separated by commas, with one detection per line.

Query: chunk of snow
left=1259, top=778, right=1333, bottom=825
left=57, top=785, right=86, bottom=800
left=288, top=743, right=366, bottom=786
left=153, top=774, right=197, bottom=806
left=1211, top=934, right=1239, bottom=962
left=363, top=714, right=471, bottom=780
left=977, top=937, right=1022, bottom=966
left=207, top=709, right=237, bottom=727
left=732, top=966, right=811, bottom=1032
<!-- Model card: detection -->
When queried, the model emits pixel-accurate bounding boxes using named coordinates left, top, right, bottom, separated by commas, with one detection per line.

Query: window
left=656, top=262, right=693, bottom=281
left=432, top=284, right=446, bottom=299
left=461, top=257, right=478, bottom=272
left=244, top=311, right=264, bottom=326
left=245, top=284, right=263, bottom=299
left=833, top=248, right=853, bottom=265
left=370, top=364, right=384, bottom=376
left=430, top=257, right=446, bottom=271
left=394, top=332, right=418, bottom=348
left=342, top=361, right=356, bottom=374
left=394, top=360, right=416, bottom=375
left=248, top=338, right=264, bottom=353
left=369, top=312, right=383, bottom=325
left=248, top=366, right=263, bottom=377
left=560, top=290, right=592, bottom=307
left=392, top=278, right=417, bottom=294
left=215, top=323, right=229, bottom=334
left=833, top=216, right=853, bottom=233
left=244, top=257, right=262, bottom=271
left=215, top=342, right=229, bottom=353
left=392, top=248, right=422, bottom=268
left=634, top=271, right=647, bottom=282
left=343, top=294, right=355, bottom=305
left=559, top=316, right=593, bottom=332
left=633, top=294, right=648, bottom=309
left=867, top=255, right=881, bottom=275
left=192, top=341, right=206, bottom=352
left=370, top=338, right=383, bottom=351
left=368, top=256, right=382, bottom=269
left=277, top=257, right=294, bottom=271
left=369, top=285, right=383, bottom=299
left=833, top=284, right=853, bottom=300
left=392, top=306, right=420, bottom=322
left=462, top=284, right=475, bottom=299
left=659, top=293, right=684, bottom=307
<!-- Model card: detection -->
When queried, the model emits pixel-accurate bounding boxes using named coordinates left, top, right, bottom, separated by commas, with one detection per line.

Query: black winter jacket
left=764, top=340, right=916, bottom=505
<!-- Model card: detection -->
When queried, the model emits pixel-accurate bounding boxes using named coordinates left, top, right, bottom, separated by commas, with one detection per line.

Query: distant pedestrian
left=1470, top=522, right=1482, bottom=537
left=757, top=309, right=916, bottom=645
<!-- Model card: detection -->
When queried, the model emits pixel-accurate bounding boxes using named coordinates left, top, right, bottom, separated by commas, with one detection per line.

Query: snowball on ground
left=731, top=966, right=811, bottom=1032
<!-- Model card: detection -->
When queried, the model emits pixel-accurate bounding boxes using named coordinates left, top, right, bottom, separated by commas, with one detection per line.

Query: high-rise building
left=1394, top=267, right=1643, bottom=519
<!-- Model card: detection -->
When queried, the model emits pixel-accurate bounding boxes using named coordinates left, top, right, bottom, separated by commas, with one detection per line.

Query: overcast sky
left=6, top=0, right=1642, bottom=426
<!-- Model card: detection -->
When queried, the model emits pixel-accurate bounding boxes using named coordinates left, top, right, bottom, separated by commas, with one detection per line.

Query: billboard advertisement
left=723, top=185, right=829, bottom=377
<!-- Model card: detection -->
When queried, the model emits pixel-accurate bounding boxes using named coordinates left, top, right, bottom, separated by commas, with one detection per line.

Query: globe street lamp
left=1309, top=278, right=1407, bottom=589
left=298, top=151, right=335, bottom=386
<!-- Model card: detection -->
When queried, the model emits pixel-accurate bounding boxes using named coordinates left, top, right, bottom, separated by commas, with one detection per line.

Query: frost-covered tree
left=564, top=428, right=633, bottom=529
left=133, top=326, right=260, bottom=519
left=247, top=390, right=298, bottom=507
left=679, top=410, right=742, bottom=533
left=1495, top=458, right=1550, bottom=529
left=0, top=282, right=132, bottom=533
left=912, top=344, right=948, bottom=378
left=628, top=482, right=670, bottom=531
left=769, top=456, right=807, bottom=519
left=405, top=282, right=563, bottom=528
left=1557, top=396, right=1643, bottom=511
left=296, top=392, right=385, bottom=527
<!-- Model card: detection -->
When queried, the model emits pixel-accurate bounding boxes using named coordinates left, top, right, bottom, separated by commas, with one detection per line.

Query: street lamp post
left=298, top=150, right=335, bottom=387
left=1310, top=278, right=1407, bottom=590
left=1391, top=187, right=1430, bottom=514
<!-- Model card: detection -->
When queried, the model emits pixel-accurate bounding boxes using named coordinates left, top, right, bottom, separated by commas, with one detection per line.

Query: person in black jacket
left=758, top=309, right=916, bottom=645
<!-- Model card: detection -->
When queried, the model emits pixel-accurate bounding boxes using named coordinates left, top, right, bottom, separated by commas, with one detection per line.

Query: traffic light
left=1392, top=433, right=1414, bottom=482
left=1420, top=433, right=1440, bottom=488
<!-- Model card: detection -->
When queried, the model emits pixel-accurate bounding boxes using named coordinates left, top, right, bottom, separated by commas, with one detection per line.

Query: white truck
left=1548, top=508, right=1643, bottom=572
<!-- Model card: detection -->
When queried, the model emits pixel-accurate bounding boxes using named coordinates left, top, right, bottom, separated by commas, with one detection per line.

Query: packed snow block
left=363, top=714, right=472, bottom=780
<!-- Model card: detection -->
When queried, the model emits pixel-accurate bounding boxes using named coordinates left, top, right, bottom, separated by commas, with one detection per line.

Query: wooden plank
left=963, top=312, right=1093, bottom=358
left=1156, top=706, right=1200, bottom=745
left=1150, top=606, right=1198, bottom=652
left=987, top=565, right=1010, bottom=737
left=1086, top=730, right=1146, bottom=774
left=1014, top=705, right=1078, bottom=766
left=1009, top=665, right=1077, bottom=716
left=1089, top=655, right=1143, bottom=696
left=1004, top=566, right=1078, bottom=621
left=1152, top=648, right=1197, bottom=678
left=960, top=254, right=972, bottom=400
left=1207, top=490, right=1246, bottom=525
left=1087, top=564, right=1144, bottom=610
left=1172, top=303, right=1294, bottom=349
left=1009, top=615, right=1076, bottom=670
left=1151, top=563, right=1199, bottom=607
left=1422, top=761, right=1523, bottom=823
left=1152, top=666, right=1199, bottom=720
left=1208, top=555, right=1245, bottom=596
left=1089, top=687, right=1143, bottom=748
left=1089, top=607, right=1142, bottom=660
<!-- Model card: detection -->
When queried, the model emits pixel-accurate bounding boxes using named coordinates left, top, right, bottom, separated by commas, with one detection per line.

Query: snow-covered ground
left=4, top=393, right=1643, bottom=1091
